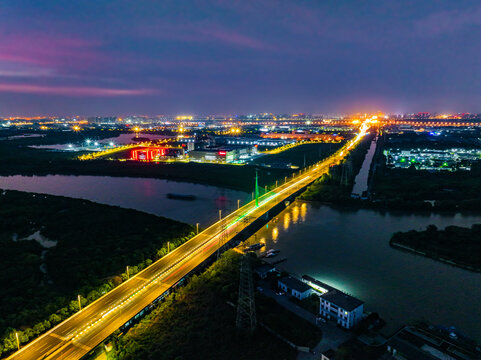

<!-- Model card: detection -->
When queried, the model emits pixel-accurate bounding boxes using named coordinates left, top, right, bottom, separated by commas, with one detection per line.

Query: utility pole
left=126, top=266, right=129, bottom=280
left=255, top=169, right=259, bottom=207
left=219, top=209, right=222, bottom=221
left=78, top=295, right=82, bottom=311
left=236, top=255, right=256, bottom=332
left=196, top=223, right=199, bottom=234
left=237, top=199, right=240, bottom=209
left=167, top=241, right=170, bottom=253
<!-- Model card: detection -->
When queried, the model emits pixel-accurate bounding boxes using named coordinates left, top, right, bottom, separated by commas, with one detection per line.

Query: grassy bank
left=0, top=190, right=194, bottom=357
left=300, top=134, right=374, bottom=203
left=107, top=251, right=320, bottom=360
left=390, top=224, right=481, bottom=271
left=253, top=142, right=343, bottom=169
left=0, top=138, right=345, bottom=192
left=371, top=165, right=481, bottom=211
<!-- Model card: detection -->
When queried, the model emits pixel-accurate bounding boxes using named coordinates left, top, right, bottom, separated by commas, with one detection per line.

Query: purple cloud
left=0, top=83, right=156, bottom=96
left=138, top=22, right=275, bottom=50
left=0, top=32, right=104, bottom=70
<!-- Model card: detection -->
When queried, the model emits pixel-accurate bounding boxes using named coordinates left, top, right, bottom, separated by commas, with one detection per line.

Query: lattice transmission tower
left=236, top=255, right=256, bottom=332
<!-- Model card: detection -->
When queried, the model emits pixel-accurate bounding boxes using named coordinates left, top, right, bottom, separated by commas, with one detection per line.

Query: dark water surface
left=0, top=175, right=250, bottom=226
left=251, top=201, right=481, bottom=340
left=1, top=175, right=480, bottom=340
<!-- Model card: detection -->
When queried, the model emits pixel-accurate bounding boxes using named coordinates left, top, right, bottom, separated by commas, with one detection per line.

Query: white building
left=320, top=291, right=364, bottom=329
left=303, top=275, right=364, bottom=329
left=278, top=277, right=313, bottom=300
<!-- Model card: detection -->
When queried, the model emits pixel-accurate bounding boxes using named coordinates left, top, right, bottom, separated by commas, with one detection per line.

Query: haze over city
left=2, top=2, right=481, bottom=360
left=2, top=0, right=481, bottom=116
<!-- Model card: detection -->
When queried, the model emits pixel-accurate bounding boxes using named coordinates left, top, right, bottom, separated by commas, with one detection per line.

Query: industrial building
left=131, top=146, right=184, bottom=161
left=188, top=146, right=256, bottom=163
left=219, top=136, right=295, bottom=148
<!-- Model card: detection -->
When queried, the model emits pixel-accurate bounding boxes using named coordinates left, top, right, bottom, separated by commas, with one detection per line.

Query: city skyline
left=1, top=0, right=481, bottom=115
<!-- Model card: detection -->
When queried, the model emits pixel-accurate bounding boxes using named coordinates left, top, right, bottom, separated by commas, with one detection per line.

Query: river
left=351, top=137, right=377, bottom=197
left=1, top=175, right=480, bottom=340
left=0, top=175, right=249, bottom=226
left=251, top=201, right=481, bottom=340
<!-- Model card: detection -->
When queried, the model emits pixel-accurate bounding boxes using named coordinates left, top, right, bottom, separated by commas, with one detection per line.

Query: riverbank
left=105, top=251, right=320, bottom=360
left=245, top=201, right=481, bottom=341
left=0, top=157, right=292, bottom=193
left=0, top=133, right=346, bottom=193
left=390, top=224, right=481, bottom=272
left=0, top=190, right=194, bottom=358
left=300, top=133, right=374, bottom=202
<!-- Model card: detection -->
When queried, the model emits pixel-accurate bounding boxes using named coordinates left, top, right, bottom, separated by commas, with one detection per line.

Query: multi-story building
left=319, top=291, right=364, bottom=329
left=303, top=275, right=364, bottom=329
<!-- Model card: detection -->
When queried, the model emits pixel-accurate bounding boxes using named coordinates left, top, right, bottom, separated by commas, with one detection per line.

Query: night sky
left=1, top=0, right=480, bottom=116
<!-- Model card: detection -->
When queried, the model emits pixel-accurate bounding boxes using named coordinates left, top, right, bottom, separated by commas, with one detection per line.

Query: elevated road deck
left=6, top=122, right=371, bottom=360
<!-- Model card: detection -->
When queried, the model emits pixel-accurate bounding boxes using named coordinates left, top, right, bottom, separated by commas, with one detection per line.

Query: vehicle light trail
left=7, top=121, right=371, bottom=360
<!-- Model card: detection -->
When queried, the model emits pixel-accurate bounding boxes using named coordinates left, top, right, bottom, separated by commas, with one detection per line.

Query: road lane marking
left=49, top=333, right=68, bottom=341
left=6, top=126, right=370, bottom=360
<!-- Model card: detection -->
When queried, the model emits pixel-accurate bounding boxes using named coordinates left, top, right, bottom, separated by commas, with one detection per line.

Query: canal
left=250, top=201, right=481, bottom=340
left=351, top=136, right=377, bottom=197
left=1, top=175, right=480, bottom=340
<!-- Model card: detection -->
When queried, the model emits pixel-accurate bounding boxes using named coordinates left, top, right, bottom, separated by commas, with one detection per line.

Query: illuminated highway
left=6, top=121, right=371, bottom=360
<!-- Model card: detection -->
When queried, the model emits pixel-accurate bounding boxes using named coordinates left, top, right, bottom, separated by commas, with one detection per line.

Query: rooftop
left=279, top=276, right=312, bottom=293
left=302, top=275, right=336, bottom=293
left=321, top=290, right=364, bottom=311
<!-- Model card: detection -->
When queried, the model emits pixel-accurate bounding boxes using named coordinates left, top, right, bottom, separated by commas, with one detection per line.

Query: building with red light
left=131, top=146, right=184, bottom=161
left=188, top=147, right=238, bottom=163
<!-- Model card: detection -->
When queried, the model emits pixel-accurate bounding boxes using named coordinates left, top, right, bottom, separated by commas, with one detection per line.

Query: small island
left=390, top=224, right=481, bottom=272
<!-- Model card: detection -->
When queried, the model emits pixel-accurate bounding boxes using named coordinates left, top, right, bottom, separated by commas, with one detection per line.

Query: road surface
left=6, top=122, right=371, bottom=360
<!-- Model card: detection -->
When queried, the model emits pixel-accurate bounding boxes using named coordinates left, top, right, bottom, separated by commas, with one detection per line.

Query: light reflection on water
left=292, top=204, right=299, bottom=223
left=247, top=200, right=481, bottom=340
left=283, top=212, right=290, bottom=231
